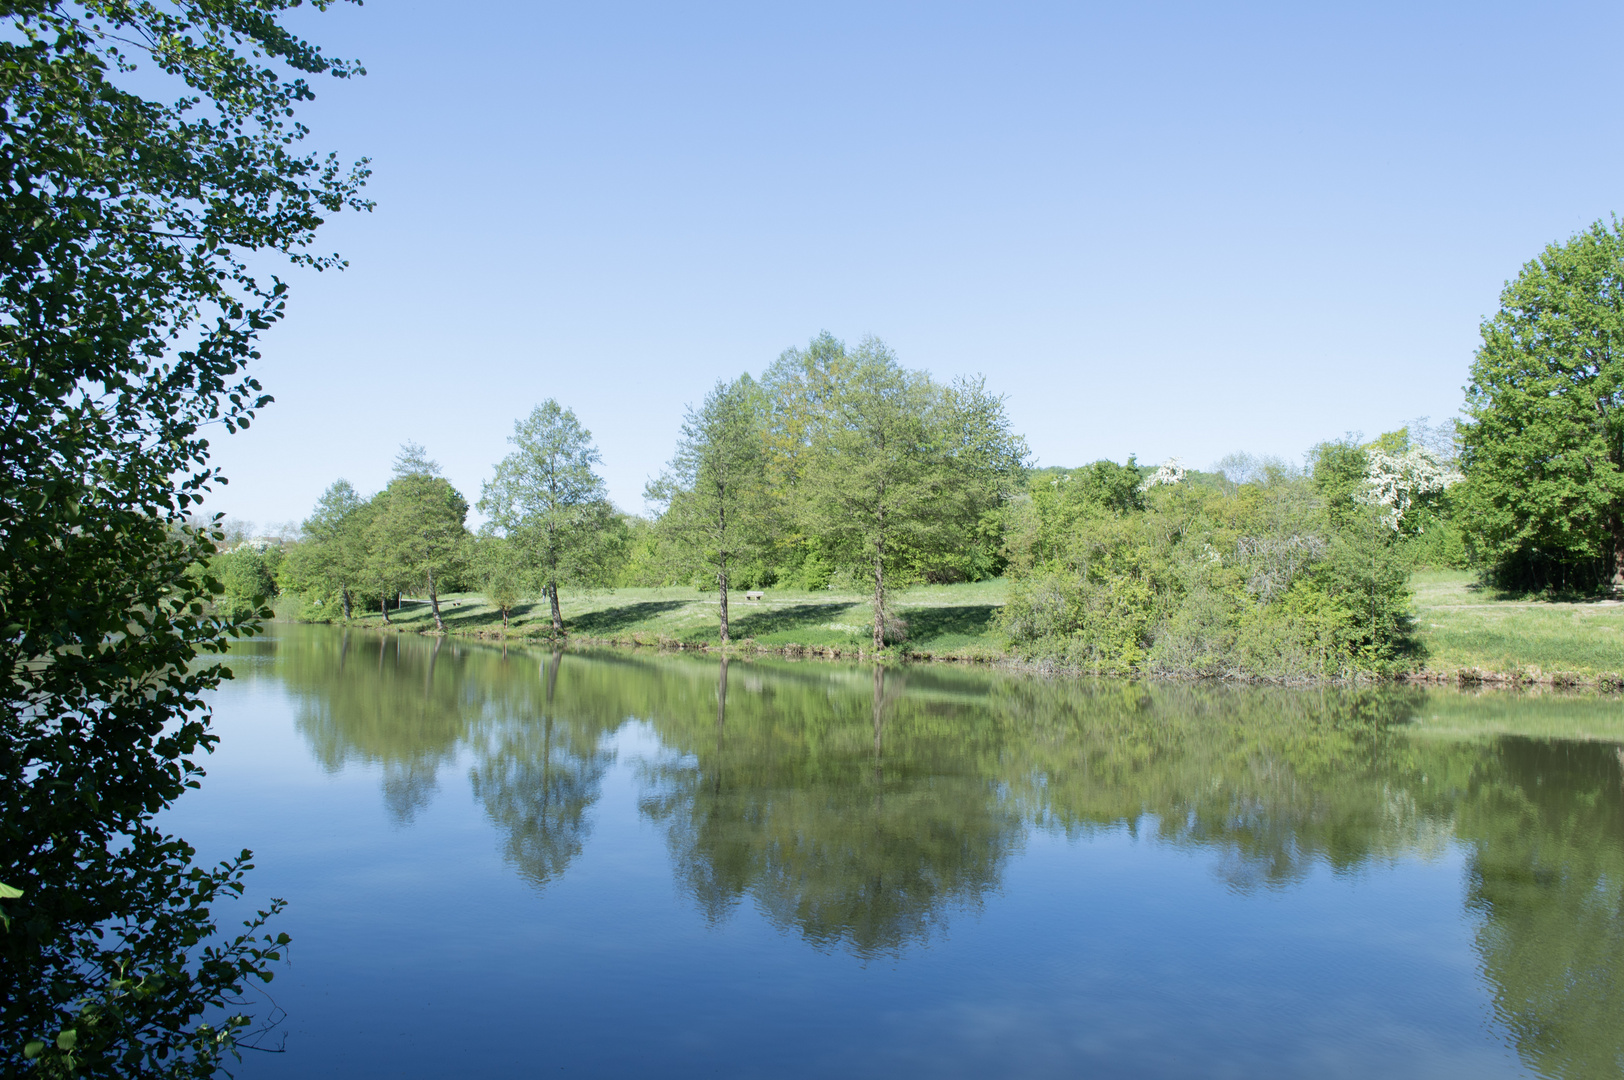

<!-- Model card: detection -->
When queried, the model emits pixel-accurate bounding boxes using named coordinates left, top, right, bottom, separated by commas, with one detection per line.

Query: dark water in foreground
left=170, top=625, right=1624, bottom=1078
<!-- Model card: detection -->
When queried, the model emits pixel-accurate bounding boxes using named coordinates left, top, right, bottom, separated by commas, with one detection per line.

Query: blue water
left=162, top=626, right=1623, bottom=1078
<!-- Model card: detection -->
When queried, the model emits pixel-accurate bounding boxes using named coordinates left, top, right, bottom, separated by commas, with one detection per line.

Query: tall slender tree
left=647, top=376, right=773, bottom=643
left=481, top=402, right=618, bottom=634
left=283, top=480, right=369, bottom=618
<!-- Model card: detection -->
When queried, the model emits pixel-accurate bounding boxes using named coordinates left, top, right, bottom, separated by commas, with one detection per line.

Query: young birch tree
left=480, top=402, right=617, bottom=634
left=472, top=532, right=524, bottom=629
left=647, top=376, right=772, bottom=643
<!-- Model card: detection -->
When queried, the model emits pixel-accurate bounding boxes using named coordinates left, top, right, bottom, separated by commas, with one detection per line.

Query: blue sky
left=206, top=0, right=1624, bottom=527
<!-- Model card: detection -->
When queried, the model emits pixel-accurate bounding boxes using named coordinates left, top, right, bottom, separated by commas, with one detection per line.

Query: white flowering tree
left=1357, top=446, right=1463, bottom=532
left=1140, top=457, right=1186, bottom=491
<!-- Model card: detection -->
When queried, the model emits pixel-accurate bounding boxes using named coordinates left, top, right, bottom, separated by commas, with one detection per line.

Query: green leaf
left=0, top=882, right=21, bottom=899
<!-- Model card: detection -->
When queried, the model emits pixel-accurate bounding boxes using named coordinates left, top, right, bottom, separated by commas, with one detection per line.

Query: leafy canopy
left=1458, top=217, right=1624, bottom=593
left=0, top=0, right=367, bottom=1073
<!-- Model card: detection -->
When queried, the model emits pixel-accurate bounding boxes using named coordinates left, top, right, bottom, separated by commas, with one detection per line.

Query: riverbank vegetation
left=231, top=218, right=1624, bottom=684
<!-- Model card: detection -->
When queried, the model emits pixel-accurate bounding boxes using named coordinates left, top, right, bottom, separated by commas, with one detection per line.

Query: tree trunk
left=340, top=587, right=352, bottom=620
left=501, top=606, right=509, bottom=629
left=427, top=566, right=445, bottom=632
left=872, top=545, right=885, bottom=652
left=548, top=578, right=563, bottom=634
left=380, top=592, right=390, bottom=624
left=718, top=559, right=730, bottom=644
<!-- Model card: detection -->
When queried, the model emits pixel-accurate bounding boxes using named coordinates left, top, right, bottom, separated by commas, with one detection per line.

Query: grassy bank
left=1409, top=570, right=1624, bottom=681
left=284, top=570, right=1624, bottom=682
left=315, top=579, right=1009, bottom=659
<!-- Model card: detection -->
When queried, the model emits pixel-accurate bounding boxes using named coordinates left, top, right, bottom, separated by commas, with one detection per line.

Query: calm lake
left=169, top=624, right=1624, bottom=1078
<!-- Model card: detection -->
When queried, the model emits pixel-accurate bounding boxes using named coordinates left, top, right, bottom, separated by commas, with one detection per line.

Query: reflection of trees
left=266, top=626, right=1624, bottom=1073
left=1457, top=737, right=1624, bottom=1078
left=273, top=630, right=617, bottom=889
left=978, top=678, right=1453, bottom=889
left=639, top=660, right=1023, bottom=958
left=468, top=651, right=614, bottom=889
left=280, top=629, right=478, bottom=823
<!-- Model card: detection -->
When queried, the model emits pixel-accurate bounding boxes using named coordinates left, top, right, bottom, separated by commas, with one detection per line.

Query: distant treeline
left=213, top=219, right=1624, bottom=676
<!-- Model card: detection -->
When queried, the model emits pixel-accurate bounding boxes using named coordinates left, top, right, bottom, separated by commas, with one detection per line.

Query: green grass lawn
left=1411, top=569, right=1624, bottom=677
left=324, top=578, right=1011, bottom=657
left=292, top=569, right=1624, bottom=677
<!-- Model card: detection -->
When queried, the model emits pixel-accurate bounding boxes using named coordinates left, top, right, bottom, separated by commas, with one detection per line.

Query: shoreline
left=282, top=619, right=1624, bottom=693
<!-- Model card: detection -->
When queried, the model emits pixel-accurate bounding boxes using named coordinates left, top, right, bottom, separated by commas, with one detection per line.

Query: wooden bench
left=744, top=590, right=765, bottom=601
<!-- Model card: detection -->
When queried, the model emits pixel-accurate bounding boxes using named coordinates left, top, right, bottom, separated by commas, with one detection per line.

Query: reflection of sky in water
left=163, top=625, right=1618, bottom=1078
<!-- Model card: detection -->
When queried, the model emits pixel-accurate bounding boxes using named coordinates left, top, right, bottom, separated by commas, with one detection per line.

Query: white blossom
left=1140, top=457, right=1186, bottom=491
left=1357, top=446, right=1462, bottom=530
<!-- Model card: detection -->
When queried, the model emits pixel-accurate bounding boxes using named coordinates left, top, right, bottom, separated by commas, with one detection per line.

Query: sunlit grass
left=1411, top=570, right=1624, bottom=676
left=326, top=579, right=1012, bottom=656
left=299, top=569, right=1624, bottom=676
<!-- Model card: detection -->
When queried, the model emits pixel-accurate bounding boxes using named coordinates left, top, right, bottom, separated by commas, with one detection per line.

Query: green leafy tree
left=471, top=532, right=523, bottom=629
left=371, top=445, right=470, bottom=633
left=795, top=339, right=1024, bottom=648
left=480, top=402, right=619, bottom=634
left=0, top=0, right=367, bottom=1073
left=931, top=374, right=1031, bottom=580
left=282, top=480, right=370, bottom=619
left=647, top=376, right=773, bottom=642
left=1459, top=218, right=1624, bottom=594
left=212, top=543, right=282, bottom=621
left=800, top=340, right=941, bottom=648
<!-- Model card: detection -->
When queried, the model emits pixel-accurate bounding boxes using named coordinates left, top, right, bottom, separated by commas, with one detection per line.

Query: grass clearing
left=315, top=578, right=1011, bottom=657
left=281, top=569, right=1624, bottom=678
left=1411, top=569, right=1624, bottom=677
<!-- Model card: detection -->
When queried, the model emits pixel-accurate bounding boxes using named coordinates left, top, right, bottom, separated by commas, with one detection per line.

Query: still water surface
left=168, top=625, right=1624, bottom=1078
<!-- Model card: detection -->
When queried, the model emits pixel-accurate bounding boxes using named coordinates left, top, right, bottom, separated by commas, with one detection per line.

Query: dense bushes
left=998, top=440, right=1440, bottom=680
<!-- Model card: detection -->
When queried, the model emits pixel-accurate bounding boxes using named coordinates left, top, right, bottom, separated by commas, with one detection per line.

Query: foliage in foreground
left=0, top=0, right=366, bottom=1074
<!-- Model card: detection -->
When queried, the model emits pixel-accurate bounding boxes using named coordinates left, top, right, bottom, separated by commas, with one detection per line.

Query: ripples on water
left=169, top=625, right=1624, bottom=1078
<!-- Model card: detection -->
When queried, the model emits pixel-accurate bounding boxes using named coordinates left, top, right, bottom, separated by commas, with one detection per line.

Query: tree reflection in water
left=468, top=650, right=615, bottom=889
left=262, top=626, right=1624, bottom=1075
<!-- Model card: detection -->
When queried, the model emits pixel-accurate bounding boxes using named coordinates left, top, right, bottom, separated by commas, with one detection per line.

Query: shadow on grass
left=567, top=600, right=691, bottom=636
left=900, top=605, right=1000, bottom=645
left=729, top=602, right=855, bottom=640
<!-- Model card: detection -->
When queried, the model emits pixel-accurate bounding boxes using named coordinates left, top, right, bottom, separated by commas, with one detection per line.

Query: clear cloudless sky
left=204, top=0, right=1624, bottom=528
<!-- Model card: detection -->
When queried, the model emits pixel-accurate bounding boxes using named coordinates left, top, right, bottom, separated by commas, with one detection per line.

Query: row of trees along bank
left=258, top=334, right=1028, bottom=651
left=222, top=217, right=1624, bottom=671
